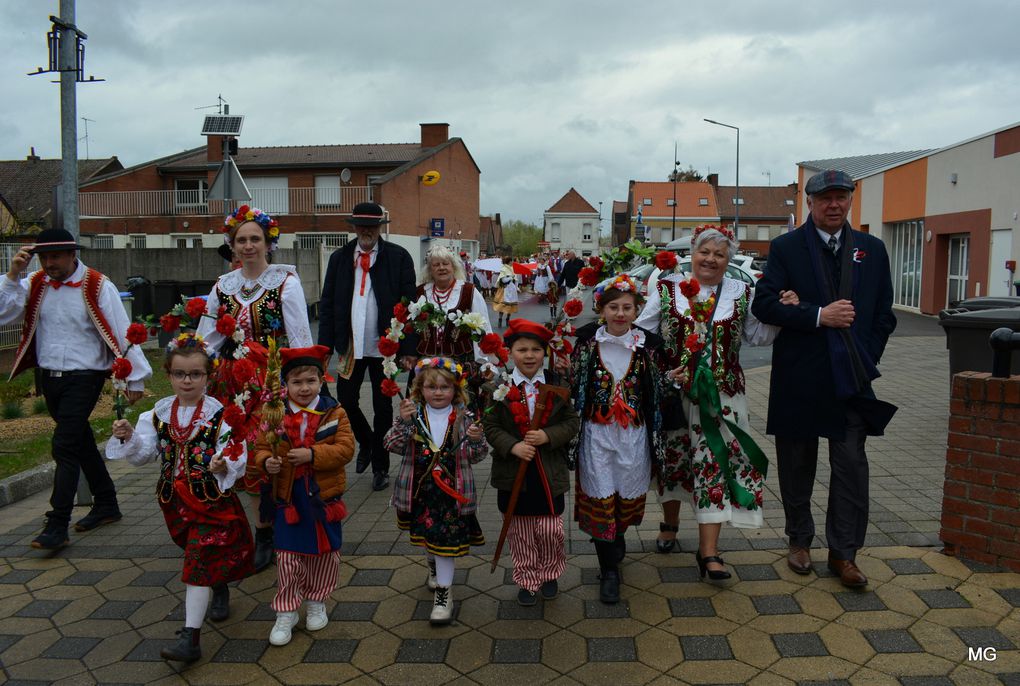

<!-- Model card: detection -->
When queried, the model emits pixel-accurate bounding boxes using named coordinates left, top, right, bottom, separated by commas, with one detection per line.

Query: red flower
left=560, top=339, right=574, bottom=355
left=215, top=314, right=237, bottom=338
left=495, top=347, right=509, bottom=365
left=562, top=299, right=583, bottom=318
left=416, top=311, right=428, bottom=322
left=708, top=485, right=724, bottom=504
left=506, top=386, right=522, bottom=403
left=393, top=302, right=409, bottom=323
left=378, top=337, right=400, bottom=357
left=236, top=204, right=250, bottom=216
left=684, top=334, right=704, bottom=354
left=222, top=404, right=246, bottom=429
left=222, top=441, right=244, bottom=461
left=111, top=357, right=132, bottom=380
left=578, top=268, right=599, bottom=287
left=160, top=314, right=182, bottom=333
left=479, top=333, right=502, bottom=355
left=380, top=379, right=401, bottom=397
left=231, top=358, right=256, bottom=385
left=125, top=322, right=148, bottom=346
left=185, top=297, right=207, bottom=320
left=679, top=279, right=700, bottom=299
left=588, top=256, right=604, bottom=272
left=655, top=251, right=678, bottom=271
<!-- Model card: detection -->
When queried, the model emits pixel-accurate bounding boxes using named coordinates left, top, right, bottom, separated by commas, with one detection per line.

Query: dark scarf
left=803, top=216, right=879, bottom=399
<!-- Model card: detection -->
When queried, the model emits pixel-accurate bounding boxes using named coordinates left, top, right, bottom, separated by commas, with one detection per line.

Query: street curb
left=0, top=462, right=54, bottom=508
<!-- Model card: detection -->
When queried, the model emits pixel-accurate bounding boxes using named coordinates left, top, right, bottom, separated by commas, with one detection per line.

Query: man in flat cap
left=752, top=170, right=897, bottom=588
left=318, top=202, right=417, bottom=492
left=0, top=228, right=151, bottom=550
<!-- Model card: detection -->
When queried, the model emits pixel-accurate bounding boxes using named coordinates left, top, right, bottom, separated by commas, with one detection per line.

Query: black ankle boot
left=254, top=527, right=274, bottom=572
left=594, top=540, right=621, bottom=604
left=614, top=534, right=627, bottom=563
left=160, top=626, right=201, bottom=663
left=209, top=583, right=229, bottom=622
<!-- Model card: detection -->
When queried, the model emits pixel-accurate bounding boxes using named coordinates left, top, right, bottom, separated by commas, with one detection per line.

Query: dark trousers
left=336, top=357, right=392, bottom=475
left=775, top=409, right=869, bottom=561
left=40, top=371, right=117, bottom=527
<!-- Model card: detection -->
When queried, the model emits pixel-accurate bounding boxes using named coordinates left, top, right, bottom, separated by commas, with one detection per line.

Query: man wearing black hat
left=0, top=229, right=152, bottom=549
left=752, top=170, right=897, bottom=588
left=318, top=202, right=417, bottom=491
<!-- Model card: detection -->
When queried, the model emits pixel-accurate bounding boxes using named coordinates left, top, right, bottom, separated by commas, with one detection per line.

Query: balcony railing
left=79, top=186, right=373, bottom=218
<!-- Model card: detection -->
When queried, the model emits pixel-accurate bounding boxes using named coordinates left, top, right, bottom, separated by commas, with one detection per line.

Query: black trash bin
left=947, top=295, right=1020, bottom=311
left=124, top=275, right=153, bottom=319
left=938, top=307, right=1020, bottom=377
left=153, top=281, right=183, bottom=347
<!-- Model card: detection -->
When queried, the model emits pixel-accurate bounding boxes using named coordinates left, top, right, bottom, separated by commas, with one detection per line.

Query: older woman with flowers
left=197, top=205, right=313, bottom=580
left=635, top=226, right=795, bottom=580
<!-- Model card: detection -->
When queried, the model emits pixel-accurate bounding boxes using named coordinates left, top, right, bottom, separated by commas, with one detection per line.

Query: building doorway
left=947, top=234, right=969, bottom=306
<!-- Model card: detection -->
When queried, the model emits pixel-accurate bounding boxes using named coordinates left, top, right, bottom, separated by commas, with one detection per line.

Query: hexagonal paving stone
left=61, top=571, right=108, bottom=586
left=669, top=597, right=715, bottom=617
left=915, top=589, right=971, bottom=609
left=491, top=638, right=541, bottom=663
left=210, top=638, right=267, bottom=663
left=772, top=632, right=828, bottom=657
left=587, top=636, right=637, bottom=662
left=997, top=588, right=1020, bottom=607
left=15, top=599, right=70, bottom=618
left=395, top=638, right=448, bottom=663
left=40, top=636, right=102, bottom=659
left=123, top=638, right=169, bottom=662
left=245, top=604, right=277, bottom=621
left=129, top=571, right=177, bottom=587
left=861, top=629, right=923, bottom=653
left=89, top=600, right=143, bottom=620
left=951, top=627, right=1016, bottom=650
left=0, top=634, right=22, bottom=654
left=732, top=564, right=779, bottom=581
left=0, top=569, right=44, bottom=584
left=658, top=567, right=701, bottom=583
left=303, top=638, right=358, bottom=663
left=751, top=595, right=801, bottom=615
left=330, top=601, right=378, bottom=621
left=833, top=591, right=886, bottom=612
left=885, top=558, right=935, bottom=575
left=679, top=635, right=732, bottom=660
left=348, top=569, right=394, bottom=587
left=497, top=600, right=543, bottom=621
left=584, top=600, right=629, bottom=619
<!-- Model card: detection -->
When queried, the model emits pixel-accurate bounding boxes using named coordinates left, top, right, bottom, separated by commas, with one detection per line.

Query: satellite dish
left=340, top=168, right=352, bottom=184
left=422, top=170, right=441, bottom=186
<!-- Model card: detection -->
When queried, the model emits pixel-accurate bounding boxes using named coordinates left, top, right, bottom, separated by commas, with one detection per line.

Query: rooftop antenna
left=194, top=94, right=228, bottom=115
left=79, top=116, right=95, bottom=159
left=762, top=170, right=772, bottom=186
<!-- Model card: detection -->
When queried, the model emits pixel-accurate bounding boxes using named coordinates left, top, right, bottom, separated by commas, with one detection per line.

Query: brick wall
left=940, top=371, right=1020, bottom=572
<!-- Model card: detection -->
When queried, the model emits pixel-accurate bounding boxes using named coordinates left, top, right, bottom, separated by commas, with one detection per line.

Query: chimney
left=707, top=173, right=719, bottom=188
left=420, top=123, right=449, bottom=148
left=207, top=135, right=224, bottom=164
left=26, top=147, right=40, bottom=161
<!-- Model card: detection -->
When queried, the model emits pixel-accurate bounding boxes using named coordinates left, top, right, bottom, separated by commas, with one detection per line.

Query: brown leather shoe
left=827, top=555, right=867, bottom=588
left=787, top=546, right=812, bottom=575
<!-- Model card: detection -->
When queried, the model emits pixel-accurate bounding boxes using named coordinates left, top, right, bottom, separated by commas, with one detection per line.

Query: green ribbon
left=690, top=358, right=769, bottom=509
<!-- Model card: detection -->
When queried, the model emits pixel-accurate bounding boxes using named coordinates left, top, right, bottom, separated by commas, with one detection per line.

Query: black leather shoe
left=209, top=584, right=229, bottom=622
left=696, top=551, right=732, bottom=581
left=540, top=580, right=559, bottom=600
left=74, top=508, right=122, bottom=532
left=31, top=521, right=69, bottom=550
left=656, top=522, right=679, bottom=554
left=372, top=473, right=389, bottom=492
left=355, top=447, right=371, bottom=474
left=598, top=569, right=620, bottom=604
left=517, top=587, right=537, bottom=606
left=253, top=527, right=275, bottom=573
left=160, top=627, right=201, bottom=663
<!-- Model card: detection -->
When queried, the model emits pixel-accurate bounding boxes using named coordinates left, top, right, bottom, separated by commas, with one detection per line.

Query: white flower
left=231, top=327, right=245, bottom=344
left=447, top=311, right=459, bottom=322
left=390, top=316, right=402, bottom=331
left=233, top=393, right=246, bottom=406
left=480, top=362, right=500, bottom=377
left=112, top=378, right=127, bottom=392
left=407, top=295, right=427, bottom=319
left=492, top=384, right=510, bottom=402
left=382, top=358, right=398, bottom=377
left=460, top=312, right=486, bottom=331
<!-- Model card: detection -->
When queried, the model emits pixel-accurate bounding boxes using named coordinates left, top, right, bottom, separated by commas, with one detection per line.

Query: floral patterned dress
left=635, top=275, right=778, bottom=528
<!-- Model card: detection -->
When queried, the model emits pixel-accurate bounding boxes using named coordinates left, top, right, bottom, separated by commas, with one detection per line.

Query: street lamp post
left=704, top=119, right=739, bottom=235
left=671, top=141, right=679, bottom=238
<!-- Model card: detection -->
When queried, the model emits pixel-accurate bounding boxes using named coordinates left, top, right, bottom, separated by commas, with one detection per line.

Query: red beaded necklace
left=431, top=281, right=456, bottom=308
left=169, top=397, right=205, bottom=443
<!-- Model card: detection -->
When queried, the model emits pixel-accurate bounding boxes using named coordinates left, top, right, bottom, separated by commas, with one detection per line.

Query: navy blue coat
left=751, top=224, right=896, bottom=440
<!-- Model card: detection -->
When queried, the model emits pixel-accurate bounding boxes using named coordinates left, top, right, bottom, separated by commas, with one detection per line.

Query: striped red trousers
left=272, top=550, right=341, bottom=613
left=508, top=515, right=566, bottom=592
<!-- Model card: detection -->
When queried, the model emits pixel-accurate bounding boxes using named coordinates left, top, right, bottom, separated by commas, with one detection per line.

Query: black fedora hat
left=32, top=228, right=83, bottom=253
left=347, top=202, right=390, bottom=227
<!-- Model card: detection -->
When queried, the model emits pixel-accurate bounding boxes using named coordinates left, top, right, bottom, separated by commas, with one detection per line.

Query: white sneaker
left=306, top=601, right=328, bottom=631
left=269, top=611, right=299, bottom=646
left=429, top=586, right=453, bottom=625
left=426, top=558, right=438, bottom=591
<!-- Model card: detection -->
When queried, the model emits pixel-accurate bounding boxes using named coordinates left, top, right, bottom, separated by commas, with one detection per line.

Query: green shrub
left=0, top=377, right=31, bottom=404
left=2, top=401, right=24, bottom=419
left=32, top=397, right=48, bottom=415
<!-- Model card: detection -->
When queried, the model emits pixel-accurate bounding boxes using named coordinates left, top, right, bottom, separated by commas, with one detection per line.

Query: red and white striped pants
left=508, top=515, right=566, bottom=592
left=272, top=550, right=341, bottom=612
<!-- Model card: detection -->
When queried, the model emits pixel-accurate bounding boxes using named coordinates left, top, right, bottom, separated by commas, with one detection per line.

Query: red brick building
left=709, top=174, right=797, bottom=257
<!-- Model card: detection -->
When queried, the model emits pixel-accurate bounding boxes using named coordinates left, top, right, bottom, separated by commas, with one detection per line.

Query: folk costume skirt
left=160, top=488, right=255, bottom=586
left=396, top=454, right=483, bottom=558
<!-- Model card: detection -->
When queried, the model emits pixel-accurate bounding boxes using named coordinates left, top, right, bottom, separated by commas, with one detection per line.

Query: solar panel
left=201, top=115, right=244, bottom=136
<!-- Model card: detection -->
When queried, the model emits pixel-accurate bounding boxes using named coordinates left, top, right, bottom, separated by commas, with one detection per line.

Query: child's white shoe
left=429, top=586, right=453, bottom=625
left=426, top=558, right=438, bottom=591
left=306, top=601, right=328, bottom=631
left=269, top=611, right=299, bottom=646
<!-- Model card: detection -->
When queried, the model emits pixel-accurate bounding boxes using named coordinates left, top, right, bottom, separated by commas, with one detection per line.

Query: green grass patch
left=0, top=349, right=175, bottom=481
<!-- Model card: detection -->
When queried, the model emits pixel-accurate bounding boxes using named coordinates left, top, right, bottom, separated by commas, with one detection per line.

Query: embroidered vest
left=154, top=408, right=229, bottom=505
left=659, top=280, right=749, bottom=397
left=583, top=345, right=648, bottom=428
left=10, top=268, right=122, bottom=380
left=217, top=279, right=289, bottom=347
left=414, top=282, right=475, bottom=359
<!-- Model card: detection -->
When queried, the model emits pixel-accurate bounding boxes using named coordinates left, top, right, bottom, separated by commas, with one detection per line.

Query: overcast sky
left=2, top=1, right=1019, bottom=228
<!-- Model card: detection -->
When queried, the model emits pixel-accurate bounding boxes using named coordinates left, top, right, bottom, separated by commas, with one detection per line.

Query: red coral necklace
left=169, top=397, right=205, bottom=443
left=431, top=282, right=455, bottom=308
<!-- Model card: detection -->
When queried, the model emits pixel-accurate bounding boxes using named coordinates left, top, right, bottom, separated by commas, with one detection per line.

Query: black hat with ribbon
left=31, top=228, right=83, bottom=253
left=347, top=202, right=390, bottom=226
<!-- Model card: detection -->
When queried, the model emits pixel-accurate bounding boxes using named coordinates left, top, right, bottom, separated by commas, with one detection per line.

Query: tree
left=501, top=219, right=543, bottom=257
left=668, top=165, right=704, bottom=183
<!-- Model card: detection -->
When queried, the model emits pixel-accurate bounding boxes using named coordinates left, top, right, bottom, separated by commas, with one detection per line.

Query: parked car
left=646, top=258, right=761, bottom=293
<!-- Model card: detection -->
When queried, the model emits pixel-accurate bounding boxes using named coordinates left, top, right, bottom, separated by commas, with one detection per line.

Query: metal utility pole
left=704, top=119, right=740, bottom=234
left=671, top=142, right=679, bottom=237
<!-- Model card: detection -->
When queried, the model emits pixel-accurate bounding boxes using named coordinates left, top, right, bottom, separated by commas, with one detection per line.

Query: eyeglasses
left=170, top=370, right=207, bottom=382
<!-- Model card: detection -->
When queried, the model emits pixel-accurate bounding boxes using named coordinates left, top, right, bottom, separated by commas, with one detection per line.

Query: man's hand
left=820, top=299, right=855, bottom=328
left=510, top=441, right=536, bottom=461
left=111, top=419, right=133, bottom=441
left=124, top=390, right=144, bottom=404
left=779, top=290, right=800, bottom=306
left=209, top=455, right=227, bottom=474
left=7, top=247, right=32, bottom=281
left=400, top=355, right=418, bottom=371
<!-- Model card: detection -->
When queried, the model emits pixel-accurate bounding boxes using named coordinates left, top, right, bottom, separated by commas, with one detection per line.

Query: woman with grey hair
left=635, top=225, right=797, bottom=580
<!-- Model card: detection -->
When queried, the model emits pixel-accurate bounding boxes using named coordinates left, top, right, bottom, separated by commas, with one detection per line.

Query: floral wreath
left=693, top=224, right=735, bottom=243
left=594, top=273, right=639, bottom=308
left=224, top=205, right=281, bottom=252
left=165, top=332, right=208, bottom=356
left=415, top=356, right=467, bottom=386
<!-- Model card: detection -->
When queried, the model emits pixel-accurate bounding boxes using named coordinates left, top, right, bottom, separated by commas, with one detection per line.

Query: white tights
left=427, top=553, right=455, bottom=587
left=184, top=584, right=211, bottom=629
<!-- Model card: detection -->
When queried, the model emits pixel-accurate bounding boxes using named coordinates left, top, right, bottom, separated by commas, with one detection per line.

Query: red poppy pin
left=852, top=248, right=867, bottom=263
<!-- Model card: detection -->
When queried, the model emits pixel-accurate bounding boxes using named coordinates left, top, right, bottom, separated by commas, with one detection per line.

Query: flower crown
left=224, top=205, right=281, bottom=251
left=166, top=332, right=208, bottom=356
left=594, top=273, right=639, bottom=306
left=415, top=356, right=465, bottom=382
left=693, top=224, right=736, bottom=242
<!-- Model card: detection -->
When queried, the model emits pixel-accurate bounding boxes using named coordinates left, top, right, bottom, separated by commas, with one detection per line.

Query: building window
left=172, top=234, right=201, bottom=249
left=666, top=199, right=676, bottom=207
left=582, top=250, right=592, bottom=257
left=699, top=198, right=709, bottom=206
left=614, top=212, right=626, bottom=225
left=129, top=234, right=147, bottom=249
left=314, top=175, right=341, bottom=208
left=888, top=220, right=924, bottom=309
left=174, top=179, right=208, bottom=210
left=732, top=198, right=744, bottom=205
left=93, top=234, right=114, bottom=249
left=736, top=225, right=748, bottom=241
left=785, top=199, right=795, bottom=206
left=757, top=226, right=770, bottom=241
left=245, top=176, right=289, bottom=215
left=582, top=223, right=592, bottom=242
left=297, top=232, right=348, bottom=250
left=551, top=222, right=561, bottom=241
left=642, top=198, right=652, bottom=206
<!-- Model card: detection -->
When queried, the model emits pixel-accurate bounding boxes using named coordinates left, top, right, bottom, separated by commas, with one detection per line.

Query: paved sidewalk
left=1, top=325, right=1019, bottom=684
